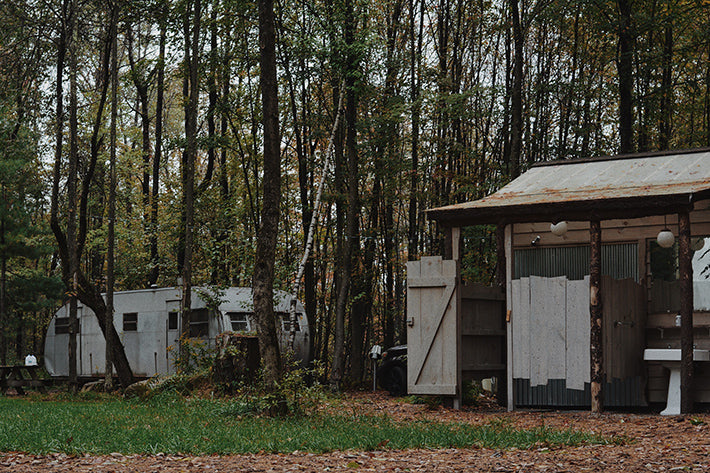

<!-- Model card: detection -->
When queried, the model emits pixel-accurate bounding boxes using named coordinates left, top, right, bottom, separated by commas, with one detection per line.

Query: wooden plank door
left=407, top=256, right=460, bottom=395
left=602, top=276, right=646, bottom=381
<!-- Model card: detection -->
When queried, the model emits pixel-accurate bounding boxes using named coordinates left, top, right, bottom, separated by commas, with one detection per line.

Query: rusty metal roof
left=428, top=148, right=710, bottom=226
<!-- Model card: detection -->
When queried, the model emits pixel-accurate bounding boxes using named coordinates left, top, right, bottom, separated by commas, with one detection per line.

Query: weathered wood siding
left=513, top=204, right=710, bottom=248
left=406, top=257, right=460, bottom=395
left=407, top=256, right=506, bottom=400
left=459, top=284, right=506, bottom=379
left=511, top=275, right=647, bottom=407
left=512, top=202, right=710, bottom=407
left=512, top=276, right=590, bottom=390
left=601, top=277, right=647, bottom=381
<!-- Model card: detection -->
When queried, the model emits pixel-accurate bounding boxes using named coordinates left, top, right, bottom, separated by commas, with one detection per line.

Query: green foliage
left=225, top=358, right=328, bottom=417
left=0, top=396, right=614, bottom=455
left=173, top=336, right=216, bottom=376
left=195, top=286, right=227, bottom=311
left=461, top=225, right=499, bottom=285
left=462, top=380, right=483, bottom=407
left=0, top=101, right=62, bottom=359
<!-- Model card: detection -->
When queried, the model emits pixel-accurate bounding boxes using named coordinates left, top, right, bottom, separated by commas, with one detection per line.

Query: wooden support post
left=496, top=224, right=506, bottom=290
left=451, top=227, right=461, bottom=261
left=504, top=224, right=514, bottom=412
left=443, top=227, right=452, bottom=260
left=679, top=211, right=694, bottom=414
left=450, top=226, right=462, bottom=410
left=589, top=219, right=603, bottom=413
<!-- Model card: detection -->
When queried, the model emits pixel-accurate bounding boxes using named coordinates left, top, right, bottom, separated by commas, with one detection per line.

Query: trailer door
left=166, top=300, right=181, bottom=375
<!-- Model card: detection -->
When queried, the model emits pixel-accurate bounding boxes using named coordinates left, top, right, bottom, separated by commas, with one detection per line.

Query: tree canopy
left=1, top=0, right=709, bottom=383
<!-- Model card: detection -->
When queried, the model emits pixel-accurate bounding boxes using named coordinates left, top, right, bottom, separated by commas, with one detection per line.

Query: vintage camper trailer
left=43, top=287, right=309, bottom=379
left=415, top=149, right=710, bottom=411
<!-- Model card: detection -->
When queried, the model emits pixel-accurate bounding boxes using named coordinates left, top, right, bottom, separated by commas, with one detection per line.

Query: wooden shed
left=416, top=148, right=710, bottom=412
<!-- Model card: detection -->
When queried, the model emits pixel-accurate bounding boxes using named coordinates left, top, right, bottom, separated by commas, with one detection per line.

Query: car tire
left=386, top=363, right=407, bottom=396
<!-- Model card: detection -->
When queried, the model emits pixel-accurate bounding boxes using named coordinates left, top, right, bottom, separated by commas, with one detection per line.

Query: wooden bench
left=0, top=365, right=46, bottom=395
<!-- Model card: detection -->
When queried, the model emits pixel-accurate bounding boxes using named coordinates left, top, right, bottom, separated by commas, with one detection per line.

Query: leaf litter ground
left=1, top=391, right=708, bottom=472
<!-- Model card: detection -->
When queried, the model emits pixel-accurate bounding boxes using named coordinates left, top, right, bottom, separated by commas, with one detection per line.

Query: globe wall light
left=656, top=229, right=675, bottom=248
left=656, top=215, right=675, bottom=249
left=550, top=221, right=568, bottom=236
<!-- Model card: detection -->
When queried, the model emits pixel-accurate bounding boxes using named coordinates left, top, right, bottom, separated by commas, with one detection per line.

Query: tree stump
left=213, top=333, right=260, bottom=392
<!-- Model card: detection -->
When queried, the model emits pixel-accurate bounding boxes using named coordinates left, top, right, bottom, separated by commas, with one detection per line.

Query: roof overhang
left=427, top=149, right=710, bottom=227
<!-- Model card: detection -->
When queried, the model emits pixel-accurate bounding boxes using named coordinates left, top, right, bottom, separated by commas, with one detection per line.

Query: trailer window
left=280, top=313, right=300, bottom=332
left=123, top=313, right=138, bottom=331
left=228, top=312, right=249, bottom=332
left=190, top=309, right=209, bottom=337
left=168, top=311, right=179, bottom=330
left=55, top=317, right=70, bottom=334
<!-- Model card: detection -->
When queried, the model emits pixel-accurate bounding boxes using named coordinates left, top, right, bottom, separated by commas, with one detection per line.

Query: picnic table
left=0, top=365, right=46, bottom=395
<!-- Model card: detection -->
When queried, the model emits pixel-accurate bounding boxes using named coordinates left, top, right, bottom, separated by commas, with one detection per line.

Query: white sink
left=643, top=348, right=710, bottom=362
left=643, top=348, right=710, bottom=415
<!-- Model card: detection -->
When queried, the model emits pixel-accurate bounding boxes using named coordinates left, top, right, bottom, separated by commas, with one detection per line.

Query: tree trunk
left=75, top=273, right=133, bottom=387
left=408, top=0, right=423, bottom=261
left=617, top=0, right=635, bottom=154
left=509, top=0, right=524, bottom=178
left=105, top=0, right=119, bottom=391
left=149, top=15, right=167, bottom=286
left=590, top=219, right=603, bottom=413
left=659, top=23, right=673, bottom=150
left=679, top=211, right=694, bottom=413
left=332, top=0, right=360, bottom=388
left=127, top=26, right=152, bottom=220
left=67, top=0, right=79, bottom=392
left=254, top=0, right=283, bottom=391
left=180, top=0, right=201, bottom=362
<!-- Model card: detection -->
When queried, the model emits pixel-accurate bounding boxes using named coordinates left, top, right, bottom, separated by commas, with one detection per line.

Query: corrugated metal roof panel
left=428, top=149, right=710, bottom=224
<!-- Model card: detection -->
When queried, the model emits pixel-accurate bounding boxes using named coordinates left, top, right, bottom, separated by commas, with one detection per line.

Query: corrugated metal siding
left=514, top=243, right=638, bottom=281
left=514, top=377, right=646, bottom=408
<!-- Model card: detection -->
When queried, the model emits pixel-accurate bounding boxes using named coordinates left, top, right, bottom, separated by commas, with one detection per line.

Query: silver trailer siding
left=43, top=287, right=309, bottom=378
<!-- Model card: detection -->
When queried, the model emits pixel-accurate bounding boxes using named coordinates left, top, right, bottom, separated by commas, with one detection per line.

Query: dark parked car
left=377, top=345, right=407, bottom=396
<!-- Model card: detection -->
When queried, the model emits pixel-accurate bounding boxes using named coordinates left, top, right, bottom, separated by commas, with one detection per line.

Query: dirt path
left=2, top=392, right=709, bottom=472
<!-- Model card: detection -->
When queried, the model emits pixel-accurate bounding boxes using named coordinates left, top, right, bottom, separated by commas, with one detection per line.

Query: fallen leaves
left=1, top=392, right=709, bottom=472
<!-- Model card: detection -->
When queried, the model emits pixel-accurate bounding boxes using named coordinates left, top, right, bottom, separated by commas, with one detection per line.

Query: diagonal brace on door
left=410, top=279, right=456, bottom=386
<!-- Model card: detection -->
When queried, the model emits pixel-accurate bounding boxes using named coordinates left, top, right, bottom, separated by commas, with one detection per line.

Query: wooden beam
left=504, top=224, right=514, bottom=412
left=590, top=219, right=604, bottom=413
left=496, top=224, right=506, bottom=289
left=451, top=227, right=461, bottom=261
left=679, top=210, right=694, bottom=414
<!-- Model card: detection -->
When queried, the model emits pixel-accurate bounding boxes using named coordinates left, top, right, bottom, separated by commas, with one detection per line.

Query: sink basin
left=643, top=349, right=710, bottom=362
left=643, top=348, right=710, bottom=415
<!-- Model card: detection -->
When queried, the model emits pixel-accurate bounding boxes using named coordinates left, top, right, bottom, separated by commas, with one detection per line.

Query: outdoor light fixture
left=657, top=230, right=675, bottom=248
left=550, top=221, right=568, bottom=236
left=656, top=215, right=675, bottom=248
left=692, top=237, right=706, bottom=252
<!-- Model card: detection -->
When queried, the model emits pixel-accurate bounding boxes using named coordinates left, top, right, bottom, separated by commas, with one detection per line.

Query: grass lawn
left=0, top=394, right=612, bottom=455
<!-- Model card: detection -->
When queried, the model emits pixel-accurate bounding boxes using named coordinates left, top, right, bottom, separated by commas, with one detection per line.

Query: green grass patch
left=0, top=395, right=613, bottom=455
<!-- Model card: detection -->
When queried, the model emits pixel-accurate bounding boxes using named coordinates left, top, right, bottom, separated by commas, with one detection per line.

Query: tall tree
left=49, top=0, right=134, bottom=388
left=331, top=0, right=361, bottom=389
left=105, top=0, right=120, bottom=391
left=253, top=0, right=283, bottom=389
left=617, top=0, right=635, bottom=153
left=180, top=0, right=201, bottom=361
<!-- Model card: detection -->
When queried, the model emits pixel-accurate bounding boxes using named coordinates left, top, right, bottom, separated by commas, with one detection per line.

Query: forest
left=1, top=0, right=709, bottom=388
